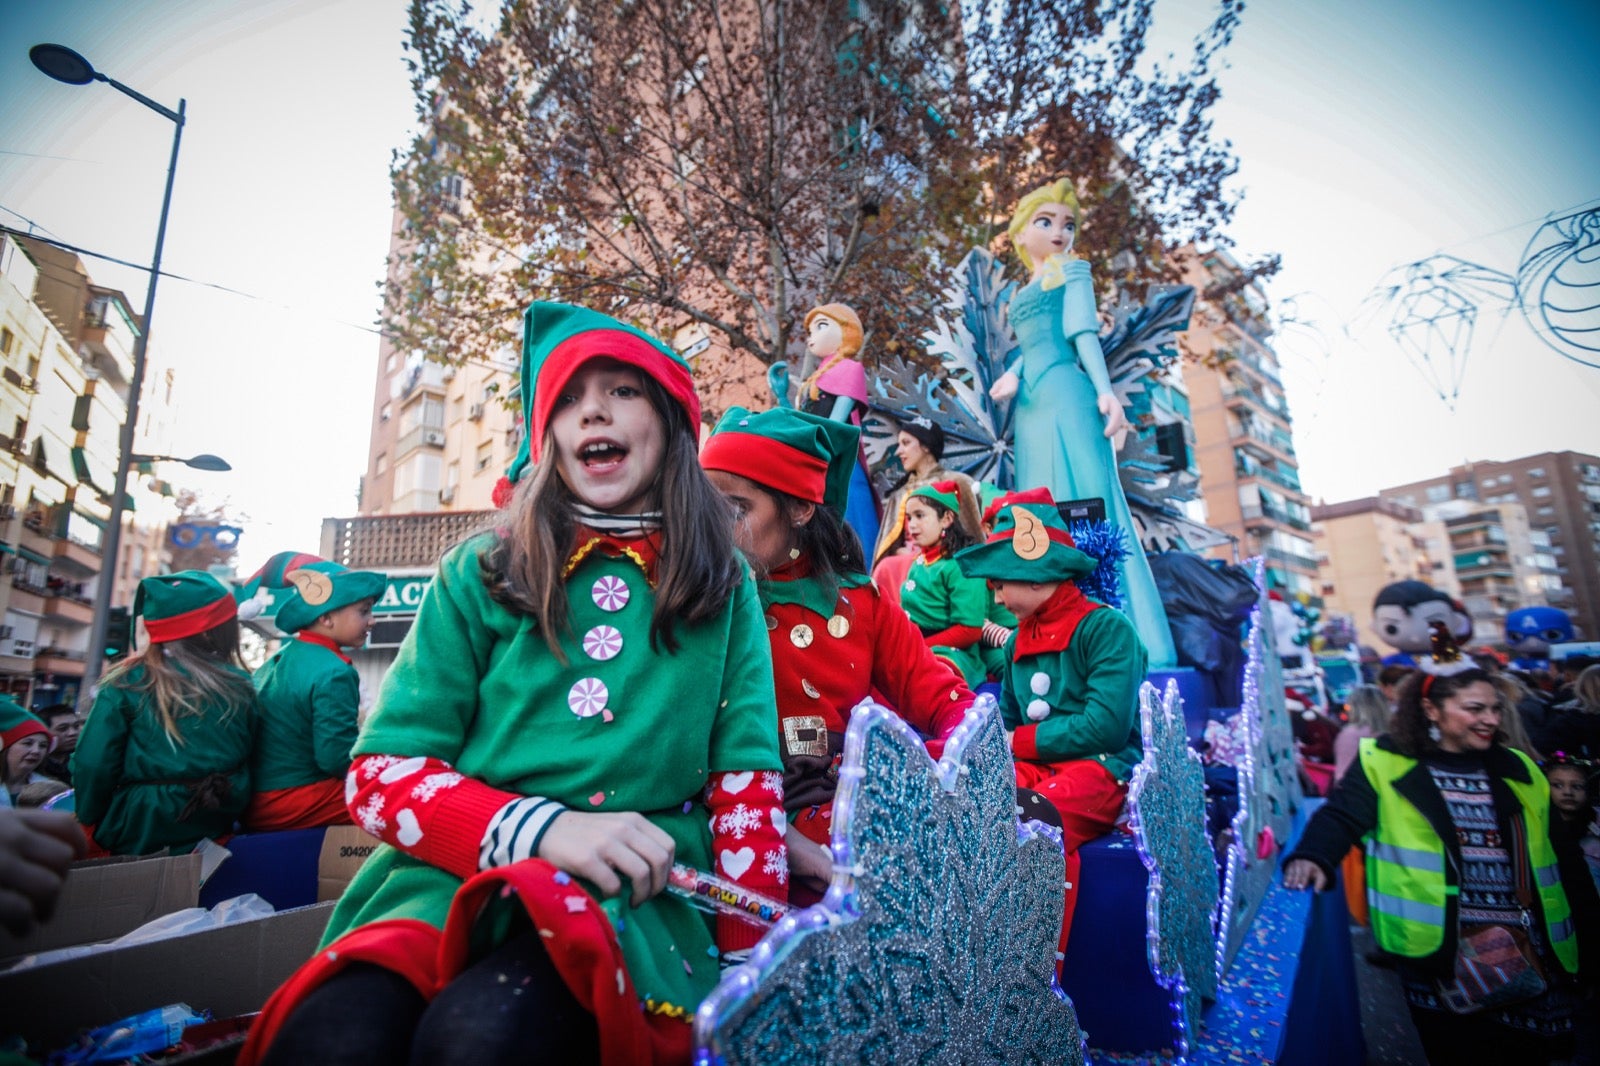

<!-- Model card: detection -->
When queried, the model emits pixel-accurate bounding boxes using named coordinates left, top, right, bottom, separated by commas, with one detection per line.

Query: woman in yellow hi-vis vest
left=1285, top=665, right=1599, bottom=1064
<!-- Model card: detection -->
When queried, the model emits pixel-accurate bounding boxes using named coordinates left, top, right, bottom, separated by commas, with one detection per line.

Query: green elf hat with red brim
left=134, top=570, right=238, bottom=644
left=909, top=479, right=966, bottom=515
left=0, top=697, right=52, bottom=752
left=235, top=551, right=387, bottom=635
left=699, top=406, right=861, bottom=514
left=498, top=301, right=701, bottom=498
left=955, top=487, right=1097, bottom=583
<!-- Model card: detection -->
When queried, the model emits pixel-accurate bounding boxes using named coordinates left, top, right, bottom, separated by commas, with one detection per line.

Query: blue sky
left=1, top=0, right=1597, bottom=572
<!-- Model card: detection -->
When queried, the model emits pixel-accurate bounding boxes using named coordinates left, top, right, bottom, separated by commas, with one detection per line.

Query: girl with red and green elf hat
left=899, top=479, right=991, bottom=688
left=954, top=487, right=1147, bottom=949
left=72, top=571, right=259, bottom=856
left=700, top=407, right=972, bottom=900
left=237, top=553, right=386, bottom=832
left=1, top=700, right=57, bottom=807
left=244, top=303, right=784, bottom=1066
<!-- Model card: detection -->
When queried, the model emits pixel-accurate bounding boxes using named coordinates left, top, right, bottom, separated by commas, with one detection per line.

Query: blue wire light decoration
left=1126, top=678, right=1221, bottom=1060
left=1356, top=255, right=1517, bottom=411
left=1517, top=204, right=1600, bottom=370
left=694, top=694, right=1087, bottom=1065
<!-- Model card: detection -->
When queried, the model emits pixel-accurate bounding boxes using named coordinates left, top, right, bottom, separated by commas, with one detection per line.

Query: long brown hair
left=101, top=620, right=254, bottom=747
left=482, top=372, right=741, bottom=658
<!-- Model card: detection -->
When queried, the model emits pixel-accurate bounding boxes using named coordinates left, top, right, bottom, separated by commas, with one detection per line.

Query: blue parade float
left=691, top=232, right=1363, bottom=1062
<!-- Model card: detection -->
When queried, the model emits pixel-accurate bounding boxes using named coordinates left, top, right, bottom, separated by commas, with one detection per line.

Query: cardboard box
left=0, top=901, right=334, bottom=1052
left=316, top=825, right=380, bottom=902
left=0, top=851, right=203, bottom=961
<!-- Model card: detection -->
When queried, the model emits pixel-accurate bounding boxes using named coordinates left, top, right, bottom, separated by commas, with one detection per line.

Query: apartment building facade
left=1178, top=250, right=1318, bottom=604
left=1380, top=452, right=1597, bottom=640
left=0, top=235, right=179, bottom=707
left=1310, top=496, right=1433, bottom=652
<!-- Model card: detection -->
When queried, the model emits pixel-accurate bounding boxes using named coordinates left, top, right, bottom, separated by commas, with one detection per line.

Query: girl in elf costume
left=244, top=303, right=785, bottom=1066
left=700, top=406, right=972, bottom=900
left=72, top=572, right=258, bottom=856
left=1, top=702, right=59, bottom=807
left=899, top=479, right=990, bottom=688
left=239, top=553, right=386, bottom=832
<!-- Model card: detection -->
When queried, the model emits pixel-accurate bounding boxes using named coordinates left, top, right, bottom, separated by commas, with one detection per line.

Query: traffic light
left=106, top=606, right=132, bottom=662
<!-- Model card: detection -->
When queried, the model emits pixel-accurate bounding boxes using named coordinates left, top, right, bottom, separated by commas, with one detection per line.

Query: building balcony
left=51, top=535, right=100, bottom=572
left=33, top=647, right=86, bottom=677
left=1223, top=382, right=1292, bottom=425
left=394, top=424, right=447, bottom=459
left=1234, top=457, right=1305, bottom=497
left=1229, top=347, right=1282, bottom=387
left=1264, top=545, right=1319, bottom=572
left=19, top=518, right=54, bottom=557
left=1242, top=502, right=1312, bottom=534
left=1232, top=422, right=1297, bottom=465
left=42, top=594, right=93, bottom=626
left=7, top=586, right=45, bottom=614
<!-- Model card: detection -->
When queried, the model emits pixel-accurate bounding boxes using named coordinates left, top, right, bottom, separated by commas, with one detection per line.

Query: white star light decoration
left=694, top=694, right=1085, bottom=1065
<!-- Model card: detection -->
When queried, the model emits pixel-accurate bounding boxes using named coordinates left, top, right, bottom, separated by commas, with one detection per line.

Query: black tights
left=261, top=933, right=600, bottom=1066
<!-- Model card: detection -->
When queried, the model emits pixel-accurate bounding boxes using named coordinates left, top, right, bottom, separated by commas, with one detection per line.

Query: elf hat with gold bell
left=236, top=551, right=386, bottom=635
left=954, top=487, right=1096, bottom=583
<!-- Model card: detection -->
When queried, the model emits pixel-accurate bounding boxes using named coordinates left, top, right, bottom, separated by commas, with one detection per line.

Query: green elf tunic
left=325, top=532, right=781, bottom=1016
left=245, top=634, right=359, bottom=829
left=998, top=604, right=1146, bottom=782
left=72, top=664, right=257, bottom=855
left=899, top=546, right=989, bottom=687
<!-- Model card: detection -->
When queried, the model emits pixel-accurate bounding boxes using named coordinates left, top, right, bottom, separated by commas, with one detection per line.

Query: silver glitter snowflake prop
left=695, top=695, right=1085, bottom=1065
left=1127, top=679, right=1220, bottom=1057
left=1215, top=558, right=1302, bottom=977
left=862, top=246, right=1196, bottom=517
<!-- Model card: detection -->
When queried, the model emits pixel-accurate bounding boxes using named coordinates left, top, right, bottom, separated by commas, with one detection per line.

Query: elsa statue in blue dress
left=988, top=179, right=1176, bottom=667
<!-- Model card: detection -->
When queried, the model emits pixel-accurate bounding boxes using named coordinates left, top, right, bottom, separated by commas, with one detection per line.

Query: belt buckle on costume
left=783, top=715, right=831, bottom=758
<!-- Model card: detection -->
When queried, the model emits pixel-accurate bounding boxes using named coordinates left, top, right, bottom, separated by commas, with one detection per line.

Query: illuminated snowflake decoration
left=695, top=695, right=1085, bottom=1065
left=1127, top=679, right=1220, bottom=1056
left=1216, top=558, right=1302, bottom=978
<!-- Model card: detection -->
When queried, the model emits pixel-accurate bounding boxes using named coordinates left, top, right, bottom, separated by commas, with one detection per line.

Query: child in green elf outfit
left=899, top=479, right=990, bottom=687
left=239, top=553, right=385, bottom=832
left=72, top=572, right=258, bottom=856
left=955, top=487, right=1147, bottom=950
left=244, top=303, right=785, bottom=1066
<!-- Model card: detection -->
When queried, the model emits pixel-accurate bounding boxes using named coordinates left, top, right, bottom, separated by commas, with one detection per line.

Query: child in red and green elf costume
left=243, top=303, right=785, bottom=1066
left=239, top=553, right=386, bottom=832
left=73, top=571, right=258, bottom=856
left=700, top=406, right=972, bottom=900
left=955, top=487, right=1147, bottom=947
left=899, top=479, right=990, bottom=687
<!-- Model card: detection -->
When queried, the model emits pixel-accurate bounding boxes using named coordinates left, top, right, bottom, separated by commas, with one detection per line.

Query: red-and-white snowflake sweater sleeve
left=706, top=768, right=788, bottom=954
left=345, top=754, right=528, bottom=880
left=346, top=754, right=786, bottom=955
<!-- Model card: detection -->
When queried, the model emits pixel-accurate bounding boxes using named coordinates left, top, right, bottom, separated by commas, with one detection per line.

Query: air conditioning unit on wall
left=468, top=403, right=484, bottom=421
left=439, top=486, right=456, bottom=504
left=422, top=430, right=446, bottom=447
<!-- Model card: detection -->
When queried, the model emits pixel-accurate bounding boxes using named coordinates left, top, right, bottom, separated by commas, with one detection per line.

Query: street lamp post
left=30, top=44, right=187, bottom=709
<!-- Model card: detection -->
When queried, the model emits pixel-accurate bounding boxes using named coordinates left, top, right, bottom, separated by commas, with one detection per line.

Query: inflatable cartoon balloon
left=1372, top=580, right=1471, bottom=667
left=1504, top=605, right=1574, bottom=672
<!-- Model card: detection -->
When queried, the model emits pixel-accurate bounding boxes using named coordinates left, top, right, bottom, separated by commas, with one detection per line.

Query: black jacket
left=1286, top=735, right=1600, bottom=980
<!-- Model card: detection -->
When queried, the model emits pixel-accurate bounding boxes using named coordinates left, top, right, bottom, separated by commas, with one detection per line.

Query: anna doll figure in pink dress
left=789, top=303, right=881, bottom=553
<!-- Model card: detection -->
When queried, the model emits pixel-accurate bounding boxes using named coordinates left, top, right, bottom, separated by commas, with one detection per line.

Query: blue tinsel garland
left=1067, top=519, right=1128, bottom=611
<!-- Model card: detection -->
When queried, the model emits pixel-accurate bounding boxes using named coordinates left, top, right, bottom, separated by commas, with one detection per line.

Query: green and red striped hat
left=501, top=301, right=700, bottom=492
left=699, top=406, right=859, bottom=513
left=0, top=698, right=51, bottom=751
left=954, top=487, right=1096, bottom=582
left=134, top=570, right=237, bottom=643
